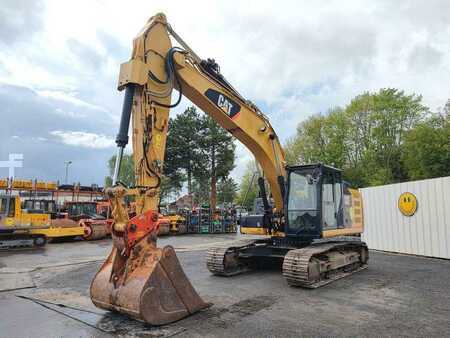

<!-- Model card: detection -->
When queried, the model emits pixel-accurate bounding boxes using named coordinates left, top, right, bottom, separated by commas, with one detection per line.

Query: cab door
left=320, top=170, right=344, bottom=231
left=321, top=172, right=337, bottom=230
left=0, top=197, right=17, bottom=227
left=285, top=169, right=321, bottom=240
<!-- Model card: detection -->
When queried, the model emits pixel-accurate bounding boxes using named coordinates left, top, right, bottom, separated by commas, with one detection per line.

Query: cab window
left=321, top=173, right=337, bottom=229
left=288, top=172, right=317, bottom=211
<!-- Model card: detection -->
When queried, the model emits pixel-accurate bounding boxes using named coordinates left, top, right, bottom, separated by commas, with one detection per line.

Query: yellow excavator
left=90, top=13, right=368, bottom=326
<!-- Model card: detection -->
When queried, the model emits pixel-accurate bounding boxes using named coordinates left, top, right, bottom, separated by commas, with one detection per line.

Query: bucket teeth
left=90, top=235, right=208, bottom=325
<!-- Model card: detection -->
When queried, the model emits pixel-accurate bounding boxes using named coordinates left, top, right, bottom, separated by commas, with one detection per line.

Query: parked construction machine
left=167, top=214, right=187, bottom=234
left=0, top=178, right=79, bottom=248
left=64, top=201, right=111, bottom=240
left=239, top=196, right=275, bottom=235
left=90, top=13, right=368, bottom=325
left=0, top=194, right=49, bottom=248
left=0, top=179, right=114, bottom=248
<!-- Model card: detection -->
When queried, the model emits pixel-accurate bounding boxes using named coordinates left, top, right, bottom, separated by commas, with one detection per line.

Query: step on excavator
left=90, top=13, right=368, bottom=325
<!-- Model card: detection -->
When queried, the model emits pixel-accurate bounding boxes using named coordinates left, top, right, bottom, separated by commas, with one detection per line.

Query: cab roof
left=286, top=163, right=342, bottom=173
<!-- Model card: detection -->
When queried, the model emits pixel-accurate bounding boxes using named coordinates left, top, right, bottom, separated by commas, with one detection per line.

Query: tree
left=283, top=88, right=430, bottom=187
left=402, top=113, right=450, bottom=180
left=235, top=160, right=259, bottom=210
left=217, top=177, right=238, bottom=206
left=105, top=154, right=135, bottom=187
left=191, top=177, right=210, bottom=207
left=161, top=119, right=185, bottom=200
left=199, top=115, right=235, bottom=210
left=284, top=107, right=346, bottom=168
left=104, top=133, right=184, bottom=200
left=105, top=105, right=237, bottom=210
left=344, top=88, right=428, bottom=185
left=442, top=99, right=450, bottom=118
left=159, top=176, right=182, bottom=204
left=168, top=107, right=206, bottom=196
left=104, top=120, right=185, bottom=200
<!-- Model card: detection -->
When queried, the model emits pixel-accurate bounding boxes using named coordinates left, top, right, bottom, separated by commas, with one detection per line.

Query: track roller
left=282, top=242, right=368, bottom=288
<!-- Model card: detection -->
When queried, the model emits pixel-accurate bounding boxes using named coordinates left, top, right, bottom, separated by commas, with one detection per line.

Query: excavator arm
left=90, top=13, right=286, bottom=325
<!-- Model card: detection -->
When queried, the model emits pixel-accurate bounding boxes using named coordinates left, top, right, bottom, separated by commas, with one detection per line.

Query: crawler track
left=282, top=242, right=368, bottom=288
left=206, top=239, right=258, bottom=276
left=0, top=234, right=47, bottom=249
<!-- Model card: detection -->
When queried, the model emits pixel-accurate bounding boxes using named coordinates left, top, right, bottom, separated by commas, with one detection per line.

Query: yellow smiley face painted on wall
left=398, top=192, right=418, bottom=216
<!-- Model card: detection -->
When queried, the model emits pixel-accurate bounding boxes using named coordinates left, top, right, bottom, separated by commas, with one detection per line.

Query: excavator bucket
left=90, top=233, right=208, bottom=325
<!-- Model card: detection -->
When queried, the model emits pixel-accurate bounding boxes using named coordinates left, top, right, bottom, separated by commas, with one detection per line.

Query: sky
left=0, top=0, right=449, bottom=186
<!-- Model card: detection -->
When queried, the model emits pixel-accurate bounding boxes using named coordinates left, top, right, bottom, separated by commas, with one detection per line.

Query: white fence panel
left=361, top=176, right=450, bottom=259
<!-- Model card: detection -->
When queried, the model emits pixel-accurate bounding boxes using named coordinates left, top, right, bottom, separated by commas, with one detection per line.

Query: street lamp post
left=64, top=161, right=72, bottom=184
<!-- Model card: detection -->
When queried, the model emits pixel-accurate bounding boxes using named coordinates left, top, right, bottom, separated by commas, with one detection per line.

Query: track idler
left=90, top=210, right=208, bottom=325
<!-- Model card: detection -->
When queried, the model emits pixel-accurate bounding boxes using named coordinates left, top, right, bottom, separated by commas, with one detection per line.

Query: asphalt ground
left=0, top=234, right=449, bottom=337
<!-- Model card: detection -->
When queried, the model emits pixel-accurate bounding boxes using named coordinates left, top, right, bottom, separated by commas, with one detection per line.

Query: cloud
left=31, top=137, right=48, bottom=142
left=1, top=0, right=450, bottom=185
left=0, top=83, right=115, bottom=184
left=53, top=108, right=86, bottom=119
left=50, top=131, right=115, bottom=149
left=408, top=44, right=443, bottom=72
left=67, top=38, right=104, bottom=71
left=0, top=0, right=44, bottom=45
left=37, top=90, right=108, bottom=112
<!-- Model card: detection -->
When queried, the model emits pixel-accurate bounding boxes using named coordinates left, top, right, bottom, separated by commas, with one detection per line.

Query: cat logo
left=217, top=94, right=234, bottom=115
left=204, top=89, right=241, bottom=118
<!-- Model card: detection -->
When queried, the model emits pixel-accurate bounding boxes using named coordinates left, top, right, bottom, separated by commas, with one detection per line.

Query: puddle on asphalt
left=170, top=294, right=277, bottom=331
left=17, top=291, right=277, bottom=336
left=17, top=294, right=186, bottom=337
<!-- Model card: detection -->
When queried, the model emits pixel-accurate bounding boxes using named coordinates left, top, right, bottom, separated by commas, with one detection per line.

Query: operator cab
left=22, top=199, right=57, bottom=218
left=285, top=163, right=345, bottom=240
left=66, top=202, right=105, bottom=221
left=0, top=196, right=15, bottom=229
